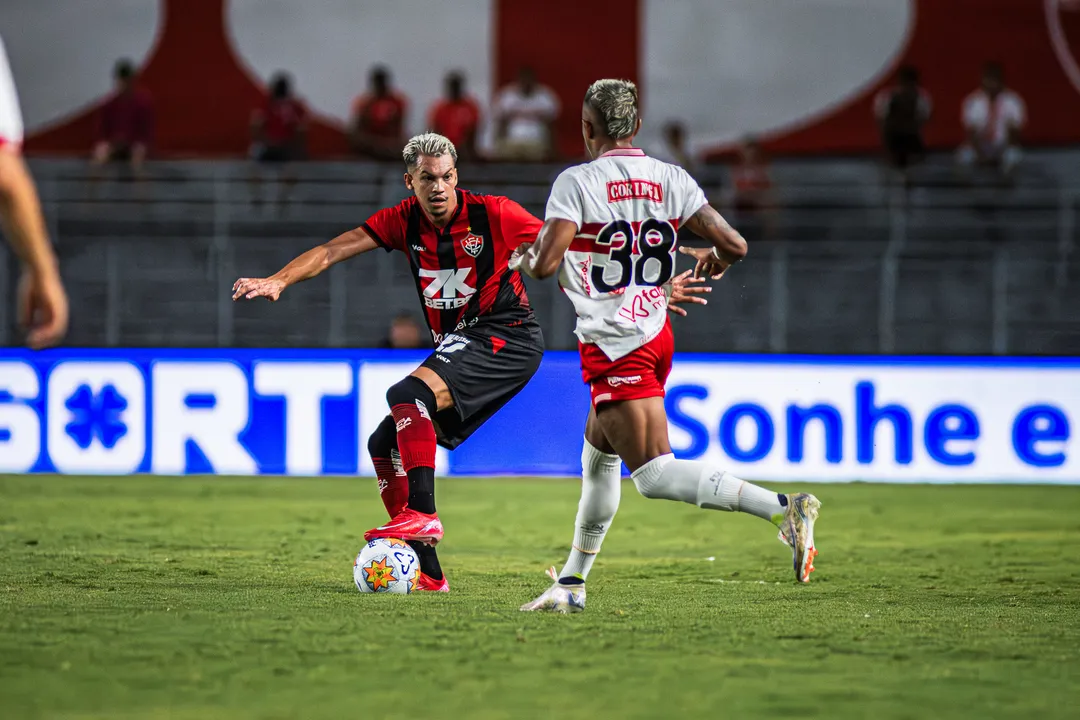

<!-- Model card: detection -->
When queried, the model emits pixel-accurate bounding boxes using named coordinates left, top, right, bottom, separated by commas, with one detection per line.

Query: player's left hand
left=678, top=246, right=728, bottom=280
left=667, top=269, right=710, bottom=316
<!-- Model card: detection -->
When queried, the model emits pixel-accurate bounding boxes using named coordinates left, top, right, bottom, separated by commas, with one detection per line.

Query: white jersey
left=962, top=89, right=1025, bottom=149
left=545, top=148, right=708, bottom=361
left=0, top=35, right=24, bottom=150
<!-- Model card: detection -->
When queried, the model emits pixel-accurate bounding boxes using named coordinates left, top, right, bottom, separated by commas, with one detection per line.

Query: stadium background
left=3, top=4, right=1080, bottom=720
left=1, top=0, right=1079, bottom=483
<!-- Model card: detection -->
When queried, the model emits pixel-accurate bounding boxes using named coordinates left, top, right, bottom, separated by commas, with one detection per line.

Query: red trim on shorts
left=579, top=319, right=674, bottom=408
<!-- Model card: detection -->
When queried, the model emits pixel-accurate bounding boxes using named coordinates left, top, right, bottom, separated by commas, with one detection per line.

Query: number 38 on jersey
left=590, top=218, right=677, bottom=293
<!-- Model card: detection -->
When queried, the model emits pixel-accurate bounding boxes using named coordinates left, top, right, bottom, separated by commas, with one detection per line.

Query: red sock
left=391, top=401, right=437, bottom=474
left=373, top=449, right=408, bottom=518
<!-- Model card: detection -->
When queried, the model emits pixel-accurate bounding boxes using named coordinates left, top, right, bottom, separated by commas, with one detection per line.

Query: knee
left=632, top=474, right=664, bottom=500
left=630, top=455, right=674, bottom=500
left=386, top=375, right=437, bottom=413
left=367, top=414, right=396, bottom=458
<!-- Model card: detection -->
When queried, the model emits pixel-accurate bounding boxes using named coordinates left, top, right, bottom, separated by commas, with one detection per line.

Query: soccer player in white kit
left=0, top=34, right=68, bottom=348
left=513, top=79, right=820, bottom=613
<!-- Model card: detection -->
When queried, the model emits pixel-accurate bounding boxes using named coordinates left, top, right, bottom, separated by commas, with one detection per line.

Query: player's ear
left=403, top=172, right=413, bottom=190
left=633, top=117, right=642, bottom=137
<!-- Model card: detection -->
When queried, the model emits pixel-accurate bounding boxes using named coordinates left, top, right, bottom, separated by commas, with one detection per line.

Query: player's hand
left=667, top=269, right=710, bottom=317
left=678, top=246, right=728, bottom=280
left=508, top=242, right=533, bottom=274
left=232, top=277, right=286, bottom=301
left=17, top=266, right=69, bottom=349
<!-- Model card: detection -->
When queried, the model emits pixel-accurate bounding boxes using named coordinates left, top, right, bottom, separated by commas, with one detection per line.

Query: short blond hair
left=402, top=132, right=457, bottom=170
left=584, top=79, right=639, bottom=140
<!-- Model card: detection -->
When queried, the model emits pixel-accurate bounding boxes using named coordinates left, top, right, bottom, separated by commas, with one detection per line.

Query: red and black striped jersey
left=362, top=189, right=539, bottom=342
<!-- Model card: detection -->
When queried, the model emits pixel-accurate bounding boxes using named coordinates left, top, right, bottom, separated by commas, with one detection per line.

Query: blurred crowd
left=874, top=61, right=1025, bottom=182
left=252, top=64, right=563, bottom=164
left=92, top=55, right=1030, bottom=243
left=93, top=57, right=1027, bottom=186
left=94, top=60, right=567, bottom=169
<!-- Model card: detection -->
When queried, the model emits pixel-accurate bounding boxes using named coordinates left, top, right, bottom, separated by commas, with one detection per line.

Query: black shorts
left=884, top=131, right=924, bottom=169
left=421, top=318, right=544, bottom=450
left=106, top=145, right=133, bottom=162
left=253, top=144, right=297, bottom=163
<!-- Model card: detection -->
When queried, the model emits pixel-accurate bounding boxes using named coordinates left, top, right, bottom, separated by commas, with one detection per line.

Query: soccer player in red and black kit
left=232, top=133, right=545, bottom=591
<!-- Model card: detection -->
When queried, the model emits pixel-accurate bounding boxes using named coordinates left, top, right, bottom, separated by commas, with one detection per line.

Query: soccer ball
left=353, top=538, right=419, bottom=594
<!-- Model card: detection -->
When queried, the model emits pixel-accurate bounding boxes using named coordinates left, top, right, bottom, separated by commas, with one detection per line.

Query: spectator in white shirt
left=493, top=67, right=560, bottom=162
left=958, top=63, right=1026, bottom=175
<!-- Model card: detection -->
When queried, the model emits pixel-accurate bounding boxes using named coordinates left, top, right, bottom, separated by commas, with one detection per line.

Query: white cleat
left=519, top=566, right=586, bottom=613
left=777, top=493, right=821, bottom=583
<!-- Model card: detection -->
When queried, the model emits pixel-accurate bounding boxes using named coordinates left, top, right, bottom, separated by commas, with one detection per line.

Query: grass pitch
left=1, top=476, right=1079, bottom=719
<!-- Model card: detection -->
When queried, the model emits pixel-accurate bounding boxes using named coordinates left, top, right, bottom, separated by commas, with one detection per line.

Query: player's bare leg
left=364, top=367, right=454, bottom=591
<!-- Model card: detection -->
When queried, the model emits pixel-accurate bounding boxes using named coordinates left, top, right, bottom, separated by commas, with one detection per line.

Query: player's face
left=405, top=154, right=459, bottom=219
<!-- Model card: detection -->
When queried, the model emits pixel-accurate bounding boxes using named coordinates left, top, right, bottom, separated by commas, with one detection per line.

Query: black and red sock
left=385, top=377, right=443, bottom=581
left=387, top=377, right=438, bottom=515
left=367, top=414, right=408, bottom=517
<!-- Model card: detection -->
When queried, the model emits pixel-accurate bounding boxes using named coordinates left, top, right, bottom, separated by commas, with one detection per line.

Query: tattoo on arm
left=692, top=205, right=733, bottom=234
left=687, top=205, right=747, bottom=265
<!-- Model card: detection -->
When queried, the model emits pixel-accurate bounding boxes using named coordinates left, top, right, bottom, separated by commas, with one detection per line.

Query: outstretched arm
left=509, top=217, right=578, bottom=280
left=233, top=226, right=379, bottom=301
left=679, top=203, right=748, bottom=279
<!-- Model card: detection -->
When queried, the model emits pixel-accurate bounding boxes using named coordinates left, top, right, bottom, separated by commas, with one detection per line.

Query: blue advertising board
left=1, top=349, right=1077, bottom=482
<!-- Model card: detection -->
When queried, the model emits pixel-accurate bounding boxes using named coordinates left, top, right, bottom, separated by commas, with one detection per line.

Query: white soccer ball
left=353, top=538, right=420, bottom=594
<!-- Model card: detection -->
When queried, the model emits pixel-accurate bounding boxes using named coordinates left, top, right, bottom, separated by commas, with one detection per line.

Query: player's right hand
left=232, top=277, right=286, bottom=301
left=508, top=242, right=533, bottom=272
left=18, top=267, right=69, bottom=349
left=678, top=245, right=728, bottom=280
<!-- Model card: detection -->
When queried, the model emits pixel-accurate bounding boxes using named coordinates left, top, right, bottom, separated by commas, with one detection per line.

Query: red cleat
left=414, top=572, right=450, bottom=592
left=364, top=508, right=444, bottom=546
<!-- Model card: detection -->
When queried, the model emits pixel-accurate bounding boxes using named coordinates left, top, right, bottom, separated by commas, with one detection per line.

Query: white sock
left=558, top=440, right=622, bottom=581
left=631, top=455, right=785, bottom=523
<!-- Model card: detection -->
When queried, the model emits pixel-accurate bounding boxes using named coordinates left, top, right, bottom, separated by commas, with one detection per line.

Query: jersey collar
left=599, top=148, right=646, bottom=158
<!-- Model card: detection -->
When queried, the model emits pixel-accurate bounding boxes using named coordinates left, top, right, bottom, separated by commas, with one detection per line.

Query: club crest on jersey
left=461, top=231, right=484, bottom=258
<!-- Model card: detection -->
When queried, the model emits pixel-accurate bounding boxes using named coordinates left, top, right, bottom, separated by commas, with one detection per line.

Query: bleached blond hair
left=584, top=79, right=639, bottom=140
left=402, top=132, right=457, bottom=170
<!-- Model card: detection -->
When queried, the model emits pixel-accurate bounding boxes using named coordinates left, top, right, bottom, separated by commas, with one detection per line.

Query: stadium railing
left=0, top=157, right=1076, bottom=355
